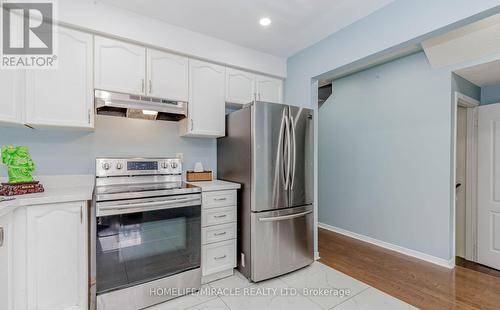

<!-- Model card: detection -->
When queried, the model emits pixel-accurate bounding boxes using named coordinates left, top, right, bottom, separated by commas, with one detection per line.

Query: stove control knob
left=116, top=163, right=123, bottom=170
left=161, top=162, right=169, bottom=169
left=102, top=163, right=111, bottom=170
left=171, top=162, right=179, bottom=169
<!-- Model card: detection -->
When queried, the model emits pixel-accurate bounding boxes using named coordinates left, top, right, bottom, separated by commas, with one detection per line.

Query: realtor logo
left=1, top=0, right=57, bottom=69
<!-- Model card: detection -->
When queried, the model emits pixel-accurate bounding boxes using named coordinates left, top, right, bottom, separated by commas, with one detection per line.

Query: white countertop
left=187, top=180, right=241, bottom=192
left=0, top=175, right=94, bottom=217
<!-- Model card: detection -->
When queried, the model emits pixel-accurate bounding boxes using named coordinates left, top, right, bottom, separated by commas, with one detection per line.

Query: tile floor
left=147, top=262, right=417, bottom=310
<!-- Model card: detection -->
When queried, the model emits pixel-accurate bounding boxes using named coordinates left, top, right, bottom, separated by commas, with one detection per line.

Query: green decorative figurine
left=1, top=145, right=44, bottom=196
left=1, top=145, right=35, bottom=183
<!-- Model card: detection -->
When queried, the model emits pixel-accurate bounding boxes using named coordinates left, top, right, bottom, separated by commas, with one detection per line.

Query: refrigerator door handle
left=258, top=210, right=313, bottom=222
left=290, top=112, right=297, bottom=190
left=283, top=108, right=291, bottom=190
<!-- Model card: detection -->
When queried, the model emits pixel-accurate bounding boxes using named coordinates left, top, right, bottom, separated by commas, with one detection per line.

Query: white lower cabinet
left=0, top=212, right=13, bottom=310
left=202, top=239, right=237, bottom=276
left=10, top=201, right=88, bottom=310
left=201, top=189, right=237, bottom=282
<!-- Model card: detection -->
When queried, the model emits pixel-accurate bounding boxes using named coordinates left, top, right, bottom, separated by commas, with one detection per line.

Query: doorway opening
left=453, top=60, right=500, bottom=273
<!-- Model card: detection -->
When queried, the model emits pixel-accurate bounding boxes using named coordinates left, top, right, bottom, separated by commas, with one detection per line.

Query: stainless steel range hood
left=95, top=90, right=187, bottom=121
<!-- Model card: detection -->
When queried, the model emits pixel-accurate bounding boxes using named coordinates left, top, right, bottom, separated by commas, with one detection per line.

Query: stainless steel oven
left=90, top=158, right=202, bottom=310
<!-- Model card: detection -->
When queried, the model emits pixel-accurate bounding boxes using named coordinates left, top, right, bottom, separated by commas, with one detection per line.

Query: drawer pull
left=0, top=226, right=3, bottom=247
left=214, top=231, right=227, bottom=236
left=214, top=197, right=227, bottom=201
left=214, top=255, right=227, bottom=260
left=214, top=215, right=227, bottom=219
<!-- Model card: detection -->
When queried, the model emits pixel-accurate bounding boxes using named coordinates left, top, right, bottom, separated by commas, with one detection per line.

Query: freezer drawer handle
left=259, top=210, right=312, bottom=222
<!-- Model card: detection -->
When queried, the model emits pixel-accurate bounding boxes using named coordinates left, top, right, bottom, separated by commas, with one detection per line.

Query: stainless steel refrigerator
left=217, top=101, right=314, bottom=282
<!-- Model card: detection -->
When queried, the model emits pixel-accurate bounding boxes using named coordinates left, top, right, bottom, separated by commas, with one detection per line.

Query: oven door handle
left=98, top=197, right=200, bottom=212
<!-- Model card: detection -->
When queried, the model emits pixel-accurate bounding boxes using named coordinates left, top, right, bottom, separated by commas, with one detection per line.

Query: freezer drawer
left=250, top=205, right=314, bottom=282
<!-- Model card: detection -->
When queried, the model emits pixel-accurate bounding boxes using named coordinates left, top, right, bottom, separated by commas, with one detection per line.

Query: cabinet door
left=182, top=59, right=225, bottom=137
left=225, top=68, right=255, bottom=105
left=146, top=49, right=188, bottom=101
left=26, top=27, right=93, bottom=129
left=26, top=202, right=87, bottom=310
left=94, top=36, right=146, bottom=95
left=0, top=70, right=24, bottom=126
left=256, top=75, right=283, bottom=104
left=0, top=213, right=12, bottom=310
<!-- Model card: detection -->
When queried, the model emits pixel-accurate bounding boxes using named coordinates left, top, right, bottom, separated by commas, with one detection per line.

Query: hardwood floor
left=318, top=228, right=500, bottom=310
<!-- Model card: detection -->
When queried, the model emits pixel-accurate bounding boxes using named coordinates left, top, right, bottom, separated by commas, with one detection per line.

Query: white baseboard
left=318, top=222, right=455, bottom=269
left=314, top=251, right=321, bottom=261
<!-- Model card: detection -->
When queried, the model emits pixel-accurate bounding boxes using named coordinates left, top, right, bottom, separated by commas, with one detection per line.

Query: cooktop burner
left=94, top=158, right=201, bottom=202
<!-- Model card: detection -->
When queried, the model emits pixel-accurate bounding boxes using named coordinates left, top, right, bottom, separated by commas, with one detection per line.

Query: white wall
left=58, top=0, right=286, bottom=78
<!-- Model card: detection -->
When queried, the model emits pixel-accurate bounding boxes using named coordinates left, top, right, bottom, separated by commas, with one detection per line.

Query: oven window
left=96, top=205, right=201, bottom=294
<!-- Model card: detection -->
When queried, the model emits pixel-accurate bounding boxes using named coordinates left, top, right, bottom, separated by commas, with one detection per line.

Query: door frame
left=452, top=91, right=479, bottom=262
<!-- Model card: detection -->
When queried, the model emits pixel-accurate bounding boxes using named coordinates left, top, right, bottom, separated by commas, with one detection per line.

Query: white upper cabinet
left=181, top=59, right=225, bottom=137
left=26, top=27, right=94, bottom=129
left=255, top=74, right=283, bottom=104
left=146, top=49, right=188, bottom=101
left=26, top=202, right=87, bottom=310
left=94, top=36, right=146, bottom=95
left=0, top=70, right=24, bottom=126
left=225, top=68, right=255, bottom=105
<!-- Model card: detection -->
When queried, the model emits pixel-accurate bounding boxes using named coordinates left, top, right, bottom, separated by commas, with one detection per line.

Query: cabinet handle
left=214, top=231, right=227, bottom=236
left=149, top=80, right=152, bottom=94
left=190, top=119, right=194, bottom=131
left=80, top=206, right=83, bottom=223
left=141, top=79, right=145, bottom=93
left=0, top=226, right=4, bottom=247
left=214, top=197, right=227, bottom=201
left=214, top=255, right=227, bottom=260
left=88, top=109, right=91, bottom=124
left=214, top=214, right=227, bottom=219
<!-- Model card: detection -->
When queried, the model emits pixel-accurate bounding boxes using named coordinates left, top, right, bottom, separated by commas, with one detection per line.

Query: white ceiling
left=456, top=59, right=500, bottom=87
left=98, top=0, right=394, bottom=57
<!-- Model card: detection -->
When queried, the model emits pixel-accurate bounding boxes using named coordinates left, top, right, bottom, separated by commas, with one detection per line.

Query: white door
left=0, top=70, right=24, bottom=125
left=26, top=27, right=94, bottom=129
left=0, top=213, right=12, bottom=310
left=256, top=74, right=283, bottom=104
left=477, top=103, right=500, bottom=270
left=94, top=36, right=146, bottom=95
left=26, top=202, right=87, bottom=310
left=225, top=68, right=255, bottom=105
left=146, top=49, right=188, bottom=101
left=182, top=59, right=225, bottom=137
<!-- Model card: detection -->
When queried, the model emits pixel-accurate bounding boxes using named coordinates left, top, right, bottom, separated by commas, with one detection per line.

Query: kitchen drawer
left=202, top=222, right=236, bottom=245
left=202, top=239, right=236, bottom=276
left=202, top=206, right=236, bottom=227
left=202, top=190, right=236, bottom=209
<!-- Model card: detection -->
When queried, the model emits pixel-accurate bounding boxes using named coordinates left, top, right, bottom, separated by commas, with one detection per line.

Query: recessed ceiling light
left=259, top=17, right=271, bottom=27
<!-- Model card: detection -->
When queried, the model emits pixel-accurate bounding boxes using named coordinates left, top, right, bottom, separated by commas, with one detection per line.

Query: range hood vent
left=95, top=90, right=187, bottom=121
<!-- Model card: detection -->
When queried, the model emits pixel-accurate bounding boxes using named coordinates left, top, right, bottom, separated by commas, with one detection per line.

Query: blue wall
left=481, top=84, right=500, bottom=105
left=319, top=52, right=453, bottom=260
left=452, top=74, right=481, bottom=100
left=286, top=0, right=500, bottom=108
left=0, top=115, right=216, bottom=177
